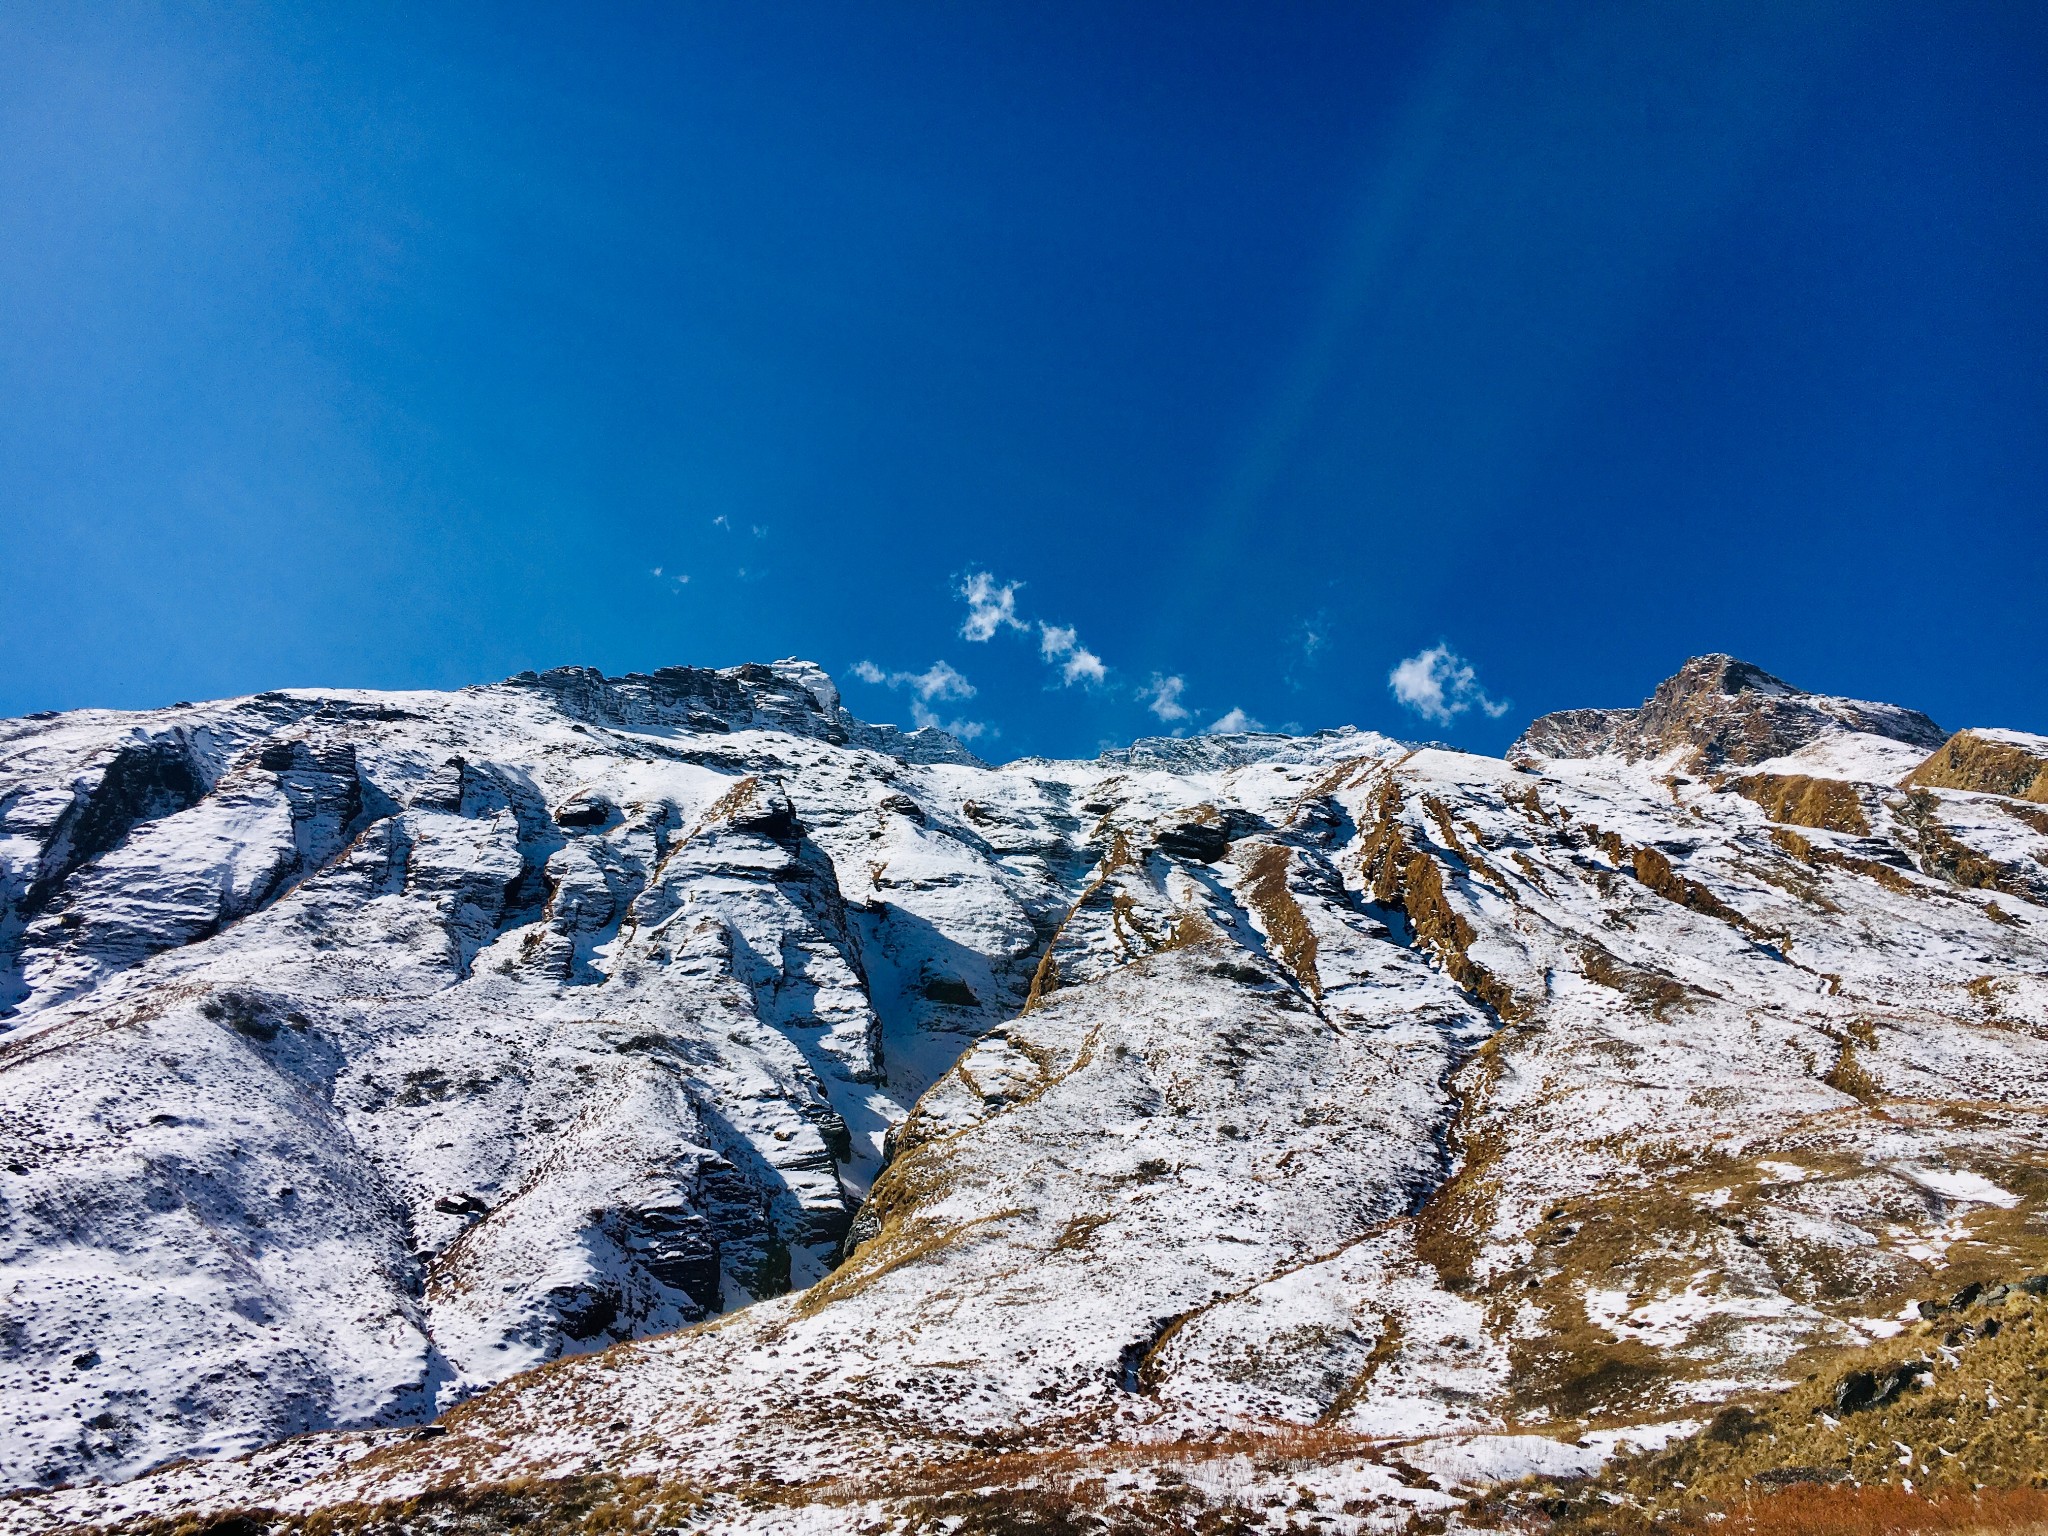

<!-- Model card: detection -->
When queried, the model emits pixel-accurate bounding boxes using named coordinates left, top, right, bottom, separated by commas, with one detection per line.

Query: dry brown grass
left=1552, top=1484, right=2048, bottom=1536
left=1545, top=1285, right=2048, bottom=1529
left=1906, top=733, right=2048, bottom=804
left=1771, top=827, right=1927, bottom=898
left=1239, top=844, right=1322, bottom=1001
left=1731, top=775, right=1872, bottom=835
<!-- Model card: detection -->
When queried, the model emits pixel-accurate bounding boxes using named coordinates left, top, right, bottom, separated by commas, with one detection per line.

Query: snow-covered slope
left=3, top=657, right=2046, bottom=1532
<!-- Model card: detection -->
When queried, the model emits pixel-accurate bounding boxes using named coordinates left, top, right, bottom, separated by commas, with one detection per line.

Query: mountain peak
left=1654, top=652, right=1799, bottom=701
left=1512, top=653, right=1946, bottom=769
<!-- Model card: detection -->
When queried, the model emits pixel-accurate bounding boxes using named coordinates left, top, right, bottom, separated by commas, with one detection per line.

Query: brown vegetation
left=1906, top=732, right=2048, bottom=803
left=1239, top=844, right=1322, bottom=1001
left=1730, top=774, right=1871, bottom=836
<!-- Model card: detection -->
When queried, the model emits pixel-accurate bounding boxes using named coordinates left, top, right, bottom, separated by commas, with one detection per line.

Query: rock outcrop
left=1512, top=653, right=1947, bottom=769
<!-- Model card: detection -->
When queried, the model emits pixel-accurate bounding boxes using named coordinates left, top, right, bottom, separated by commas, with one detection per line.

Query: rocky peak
left=1512, top=653, right=1947, bottom=770
left=497, top=659, right=985, bottom=767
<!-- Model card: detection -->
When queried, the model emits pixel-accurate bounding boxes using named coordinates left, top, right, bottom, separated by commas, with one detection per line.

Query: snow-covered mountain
left=2, top=656, right=2045, bottom=1533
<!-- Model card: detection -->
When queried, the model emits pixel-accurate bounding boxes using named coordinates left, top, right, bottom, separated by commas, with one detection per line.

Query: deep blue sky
left=4, top=2, right=2045, bottom=759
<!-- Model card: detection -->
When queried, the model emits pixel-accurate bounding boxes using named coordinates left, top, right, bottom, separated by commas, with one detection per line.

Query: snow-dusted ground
left=3, top=657, right=2046, bottom=1531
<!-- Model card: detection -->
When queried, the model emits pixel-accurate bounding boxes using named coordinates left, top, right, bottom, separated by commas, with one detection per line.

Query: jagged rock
left=1514, top=654, right=1946, bottom=769
left=1832, top=1359, right=1928, bottom=1414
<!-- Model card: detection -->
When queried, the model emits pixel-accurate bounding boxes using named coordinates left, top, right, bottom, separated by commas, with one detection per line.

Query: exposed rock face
left=1512, top=654, right=1947, bottom=770
left=2, top=657, right=2046, bottom=1534
left=0, top=662, right=1027, bottom=1490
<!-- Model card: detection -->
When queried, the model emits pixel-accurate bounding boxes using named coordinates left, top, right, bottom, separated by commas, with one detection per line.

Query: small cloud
left=906, top=660, right=974, bottom=702
left=751, top=524, right=768, bottom=538
left=712, top=515, right=730, bottom=530
left=1138, top=674, right=1190, bottom=722
left=959, top=571, right=1028, bottom=642
left=1038, top=622, right=1106, bottom=687
left=910, top=700, right=989, bottom=740
left=1285, top=613, right=1328, bottom=691
left=649, top=567, right=689, bottom=589
left=851, top=658, right=987, bottom=741
left=651, top=566, right=662, bottom=577
left=1388, top=645, right=1509, bottom=726
left=1205, top=707, right=1264, bottom=734
left=851, top=658, right=975, bottom=702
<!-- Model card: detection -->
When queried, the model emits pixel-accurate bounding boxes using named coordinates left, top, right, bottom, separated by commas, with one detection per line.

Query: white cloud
left=852, top=658, right=974, bottom=701
left=712, top=515, right=730, bottom=530
left=1138, top=674, right=1190, bottom=722
left=850, top=657, right=986, bottom=742
left=1285, top=613, right=1327, bottom=690
left=959, top=571, right=1028, bottom=641
left=1388, top=645, right=1509, bottom=726
left=907, top=659, right=975, bottom=702
left=1205, top=707, right=1264, bottom=734
left=910, top=700, right=988, bottom=740
left=1037, top=622, right=1106, bottom=687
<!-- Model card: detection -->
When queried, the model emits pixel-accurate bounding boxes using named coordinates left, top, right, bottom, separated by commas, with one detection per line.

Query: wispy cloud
left=1388, top=644, right=1509, bottom=726
left=648, top=567, right=690, bottom=589
left=1038, top=623, right=1107, bottom=687
left=851, top=658, right=973, bottom=701
left=1138, top=674, right=1189, bottom=722
left=850, top=658, right=987, bottom=741
left=1284, top=613, right=1328, bottom=690
left=1205, top=706, right=1264, bottom=734
left=954, top=567, right=1222, bottom=724
left=958, top=571, right=1028, bottom=642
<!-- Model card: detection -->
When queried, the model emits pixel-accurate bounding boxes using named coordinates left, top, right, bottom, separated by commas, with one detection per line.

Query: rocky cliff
left=2, top=657, right=2045, bottom=1534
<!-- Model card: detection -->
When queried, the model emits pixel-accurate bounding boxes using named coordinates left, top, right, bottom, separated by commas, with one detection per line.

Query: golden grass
left=1906, top=732, right=2048, bottom=804
left=1549, top=1484, right=2048, bottom=1536
left=1546, top=1286, right=2048, bottom=1528
left=1772, top=827, right=1926, bottom=898
left=1239, top=844, right=1322, bottom=1001
left=1730, top=775, right=1872, bottom=836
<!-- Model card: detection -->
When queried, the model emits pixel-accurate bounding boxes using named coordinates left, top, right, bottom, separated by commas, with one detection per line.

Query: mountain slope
left=2, top=657, right=2045, bottom=1533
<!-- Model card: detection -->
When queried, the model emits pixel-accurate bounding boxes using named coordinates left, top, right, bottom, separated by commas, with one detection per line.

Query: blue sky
left=4, top=2, right=2045, bottom=760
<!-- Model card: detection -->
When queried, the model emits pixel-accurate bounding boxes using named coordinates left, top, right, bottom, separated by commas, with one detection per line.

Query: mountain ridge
left=2, top=654, right=2045, bottom=1534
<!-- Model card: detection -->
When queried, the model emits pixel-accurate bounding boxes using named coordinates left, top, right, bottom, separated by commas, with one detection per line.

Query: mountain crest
left=1511, top=652, right=1947, bottom=769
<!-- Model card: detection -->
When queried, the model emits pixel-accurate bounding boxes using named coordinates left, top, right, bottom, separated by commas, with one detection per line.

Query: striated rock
left=1514, top=654, right=1946, bottom=770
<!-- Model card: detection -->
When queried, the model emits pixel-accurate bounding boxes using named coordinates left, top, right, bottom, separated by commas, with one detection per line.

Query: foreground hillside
left=2, top=655, right=2045, bottom=1533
